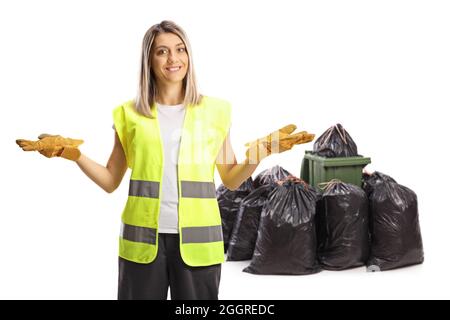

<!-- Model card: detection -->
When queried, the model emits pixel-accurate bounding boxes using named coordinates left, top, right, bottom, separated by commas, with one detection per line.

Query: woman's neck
left=156, top=82, right=184, bottom=105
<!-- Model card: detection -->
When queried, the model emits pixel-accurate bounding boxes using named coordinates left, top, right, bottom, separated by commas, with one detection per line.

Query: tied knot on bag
left=277, top=175, right=310, bottom=189
left=318, top=179, right=343, bottom=192
left=319, top=124, right=348, bottom=148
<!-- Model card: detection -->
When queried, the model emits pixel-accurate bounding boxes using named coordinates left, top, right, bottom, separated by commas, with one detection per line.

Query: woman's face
left=151, top=32, right=189, bottom=85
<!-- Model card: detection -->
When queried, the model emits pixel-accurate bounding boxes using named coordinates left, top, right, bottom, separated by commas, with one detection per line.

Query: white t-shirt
left=113, top=103, right=185, bottom=234
left=155, top=103, right=185, bottom=233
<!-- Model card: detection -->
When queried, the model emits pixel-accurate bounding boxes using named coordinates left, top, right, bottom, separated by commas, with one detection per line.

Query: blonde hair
left=135, top=20, right=202, bottom=118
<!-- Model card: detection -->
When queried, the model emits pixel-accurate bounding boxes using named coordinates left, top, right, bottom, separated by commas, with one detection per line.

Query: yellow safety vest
left=113, top=96, right=231, bottom=266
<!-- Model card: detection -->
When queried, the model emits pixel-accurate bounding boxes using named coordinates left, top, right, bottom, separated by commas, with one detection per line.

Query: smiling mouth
left=166, top=66, right=182, bottom=72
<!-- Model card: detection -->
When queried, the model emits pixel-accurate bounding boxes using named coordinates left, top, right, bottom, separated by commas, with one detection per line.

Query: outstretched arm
left=75, top=132, right=128, bottom=193
left=216, top=131, right=260, bottom=191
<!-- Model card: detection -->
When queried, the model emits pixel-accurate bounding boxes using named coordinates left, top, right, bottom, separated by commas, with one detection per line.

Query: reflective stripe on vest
left=181, top=181, right=216, bottom=198
left=121, top=223, right=222, bottom=244
left=129, top=180, right=159, bottom=198
left=121, top=223, right=157, bottom=245
left=182, top=225, right=223, bottom=243
left=129, top=179, right=215, bottom=199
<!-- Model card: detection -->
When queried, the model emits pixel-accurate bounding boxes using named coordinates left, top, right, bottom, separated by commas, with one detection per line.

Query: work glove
left=16, top=134, right=83, bottom=161
left=245, top=124, right=315, bottom=163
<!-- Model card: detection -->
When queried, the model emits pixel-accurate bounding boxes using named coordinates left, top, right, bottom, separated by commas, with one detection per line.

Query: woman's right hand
left=16, top=133, right=84, bottom=161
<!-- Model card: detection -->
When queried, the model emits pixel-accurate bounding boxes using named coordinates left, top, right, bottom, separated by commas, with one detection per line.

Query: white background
left=1, top=0, right=449, bottom=299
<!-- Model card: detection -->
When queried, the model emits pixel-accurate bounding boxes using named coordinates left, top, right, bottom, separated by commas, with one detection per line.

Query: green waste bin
left=300, top=151, right=371, bottom=188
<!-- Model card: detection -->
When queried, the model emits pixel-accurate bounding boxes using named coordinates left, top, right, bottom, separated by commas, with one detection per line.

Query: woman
left=16, top=20, right=313, bottom=300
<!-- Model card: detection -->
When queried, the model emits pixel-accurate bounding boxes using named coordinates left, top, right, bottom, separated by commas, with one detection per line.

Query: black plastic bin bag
left=217, top=177, right=254, bottom=253
left=227, top=183, right=277, bottom=261
left=244, top=179, right=321, bottom=275
left=253, top=165, right=292, bottom=189
left=363, top=172, right=424, bottom=271
left=316, top=180, right=369, bottom=270
left=313, top=123, right=358, bottom=158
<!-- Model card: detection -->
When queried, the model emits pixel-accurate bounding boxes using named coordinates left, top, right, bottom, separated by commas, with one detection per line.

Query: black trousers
left=118, top=233, right=221, bottom=300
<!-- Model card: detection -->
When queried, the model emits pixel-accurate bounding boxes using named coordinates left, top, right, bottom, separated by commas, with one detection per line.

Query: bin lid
left=304, top=151, right=371, bottom=167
